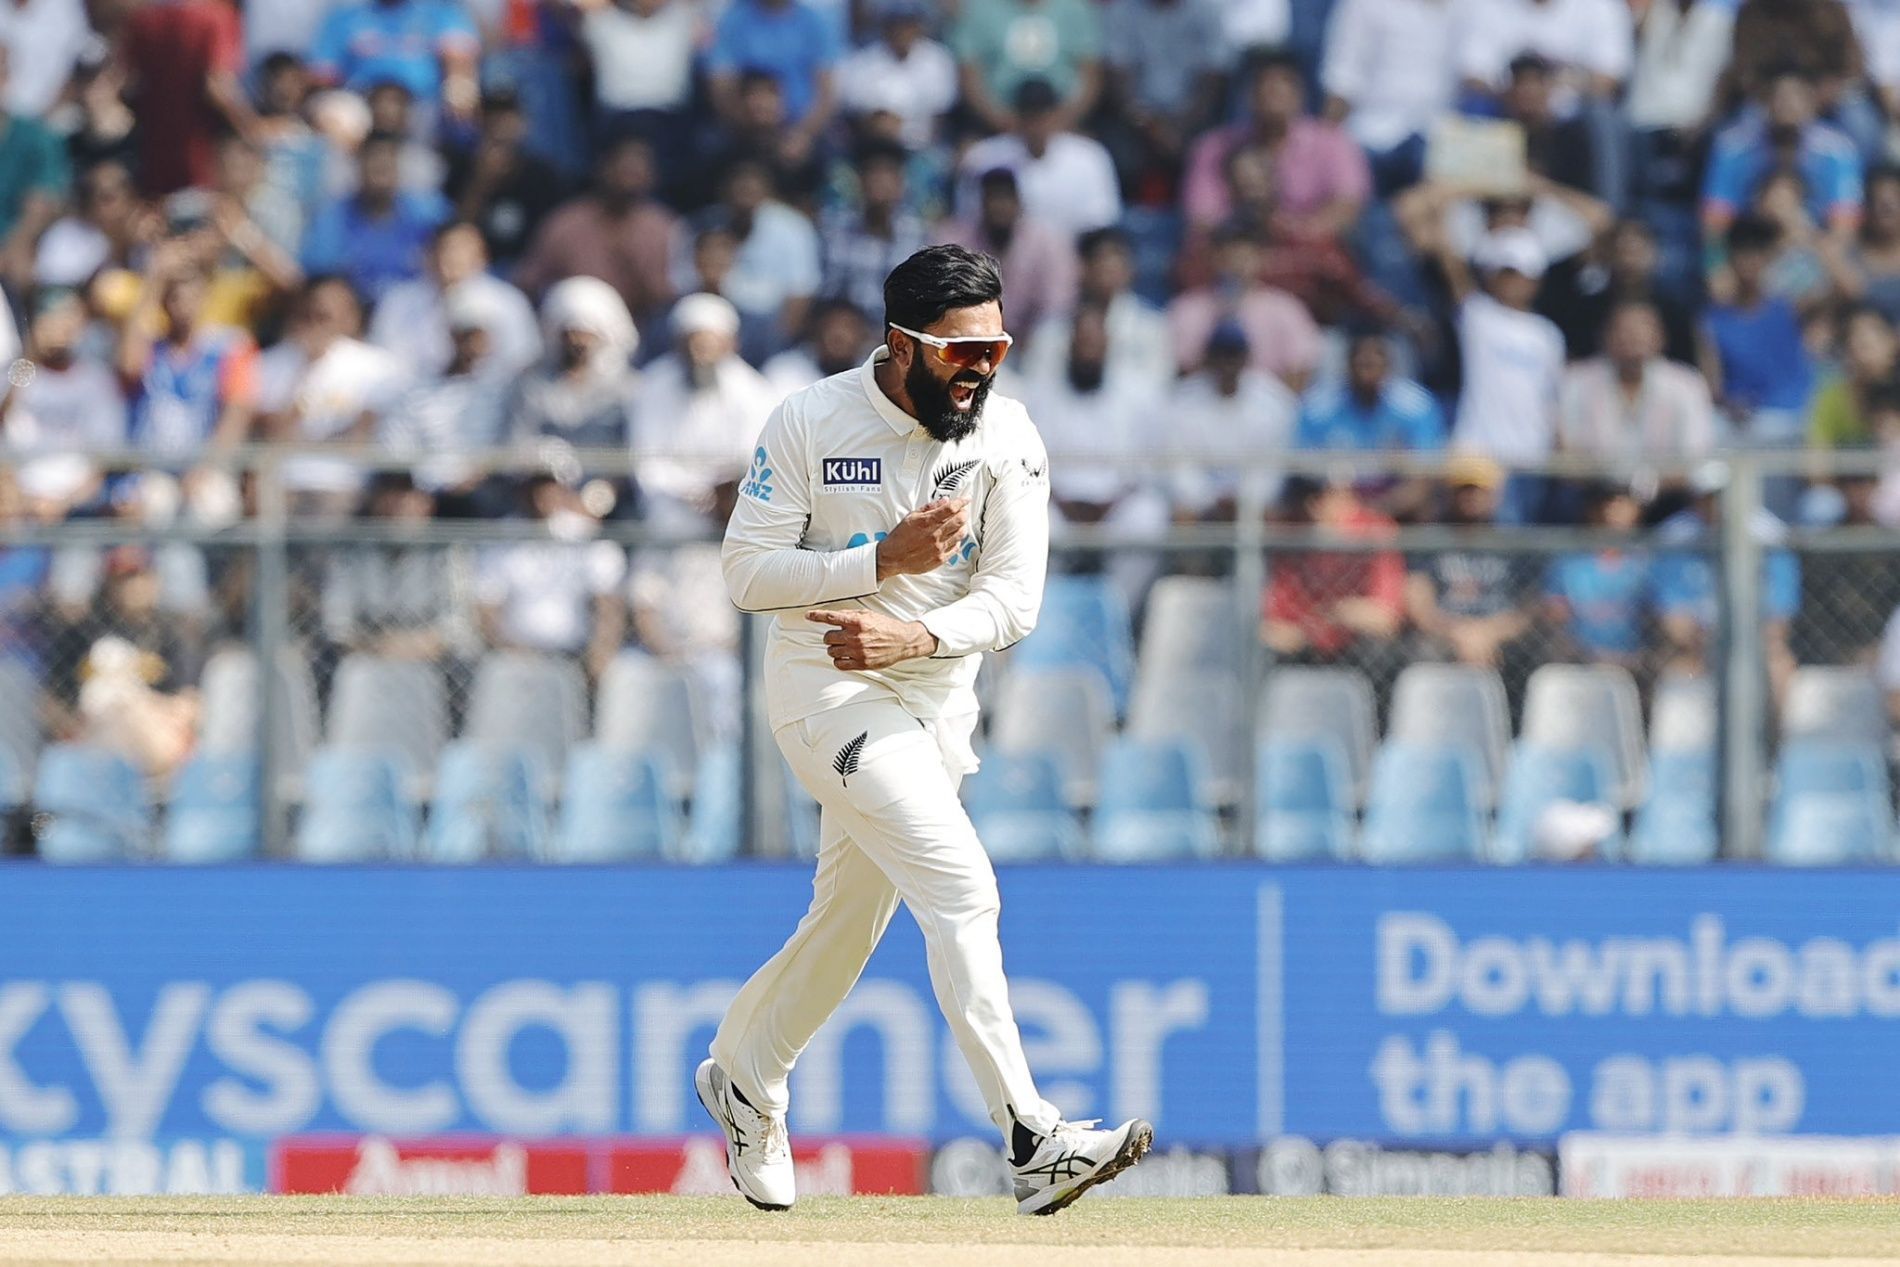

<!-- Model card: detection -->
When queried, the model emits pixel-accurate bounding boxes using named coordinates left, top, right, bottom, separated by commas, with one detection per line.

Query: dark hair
left=855, top=137, right=910, bottom=172
left=302, top=272, right=364, bottom=313
left=1013, top=78, right=1061, bottom=116
left=1508, top=51, right=1556, bottom=80
left=977, top=166, right=1019, bottom=195
left=260, top=50, right=304, bottom=77
left=883, top=245, right=1004, bottom=331
left=359, top=130, right=404, bottom=156
left=811, top=295, right=870, bottom=326
left=737, top=66, right=782, bottom=94
left=1763, top=60, right=1817, bottom=86
left=1869, top=164, right=1900, bottom=190
left=1245, top=46, right=1304, bottom=82
left=1077, top=226, right=1132, bottom=261
left=1727, top=213, right=1779, bottom=255
left=1865, top=381, right=1900, bottom=416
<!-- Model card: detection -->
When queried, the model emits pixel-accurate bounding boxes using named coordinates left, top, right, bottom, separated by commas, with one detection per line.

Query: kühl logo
left=823, top=457, right=882, bottom=486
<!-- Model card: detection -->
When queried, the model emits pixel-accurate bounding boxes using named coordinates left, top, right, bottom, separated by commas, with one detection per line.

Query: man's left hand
left=808, top=609, right=938, bottom=671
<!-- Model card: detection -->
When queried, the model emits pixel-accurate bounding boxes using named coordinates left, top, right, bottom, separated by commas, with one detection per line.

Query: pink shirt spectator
left=936, top=216, right=1078, bottom=337
left=1167, top=285, right=1322, bottom=384
left=1182, top=119, right=1372, bottom=233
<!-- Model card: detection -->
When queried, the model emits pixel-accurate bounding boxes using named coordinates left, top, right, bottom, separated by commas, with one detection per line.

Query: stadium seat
left=1255, top=738, right=1353, bottom=861
left=990, top=665, right=1116, bottom=803
left=1627, top=750, right=1720, bottom=865
left=1492, top=745, right=1620, bottom=865
left=424, top=743, right=548, bottom=862
left=164, top=754, right=262, bottom=863
left=326, top=655, right=449, bottom=780
left=1135, top=576, right=1243, bottom=686
left=295, top=747, right=417, bottom=862
left=1783, top=667, right=1889, bottom=747
left=1388, top=665, right=1510, bottom=806
left=1775, top=740, right=1889, bottom=799
left=1520, top=665, right=1647, bottom=808
left=680, top=745, right=743, bottom=864
left=1090, top=738, right=1220, bottom=862
left=198, top=645, right=319, bottom=775
left=0, top=659, right=40, bottom=786
left=1129, top=670, right=1248, bottom=805
left=464, top=651, right=588, bottom=781
left=1011, top=574, right=1136, bottom=716
left=595, top=652, right=703, bottom=794
left=1361, top=743, right=1486, bottom=863
left=1259, top=667, right=1378, bottom=806
left=963, top=750, right=1084, bottom=862
left=1649, top=672, right=1717, bottom=754
left=1768, top=792, right=1892, bottom=865
left=553, top=744, right=680, bottom=862
left=33, top=744, right=150, bottom=862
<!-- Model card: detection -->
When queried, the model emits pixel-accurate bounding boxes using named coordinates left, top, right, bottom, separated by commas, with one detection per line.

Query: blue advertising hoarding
left=2, top=864, right=1898, bottom=1167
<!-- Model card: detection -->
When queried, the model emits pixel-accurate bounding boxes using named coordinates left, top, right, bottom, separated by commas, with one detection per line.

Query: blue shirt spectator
left=1701, top=68, right=1863, bottom=237
left=1702, top=215, right=1814, bottom=419
left=706, top=0, right=841, bottom=124
left=1650, top=509, right=1802, bottom=630
left=1294, top=335, right=1446, bottom=450
left=302, top=135, right=448, bottom=303
left=0, top=545, right=48, bottom=671
left=310, top=0, right=480, bottom=103
left=1545, top=551, right=1652, bottom=661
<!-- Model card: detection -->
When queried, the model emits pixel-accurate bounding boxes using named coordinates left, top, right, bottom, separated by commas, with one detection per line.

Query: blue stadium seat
left=1775, top=741, right=1888, bottom=798
left=1628, top=750, right=1719, bottom=865
left=1090, top=739, right=1220, bottom=862
left=1012, top=575, right=1135, bottom=715
left=681, top=745, right=742, bottom=864
left=1492, top=746, right=1620, bottom=865
left=964, top=750, right=1084, bottom=862
left=1361, top=743, right=1486, bottom=863
left=34, top=744, right=149, bottom=862
left=1769, top=793, right=1892, bottom=866
left=425, top=743, right=548, bottom=862
left=553, top=745, right=680, bottom=862
left=295, top=747, right=417, bottom=863
left=1255, top=738, right=1353, bottom=861
left=164, top=754, right=262, bottom=863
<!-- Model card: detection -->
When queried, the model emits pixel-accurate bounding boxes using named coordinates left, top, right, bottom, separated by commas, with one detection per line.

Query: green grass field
left=2, top=1196, right=1899, bottom=1266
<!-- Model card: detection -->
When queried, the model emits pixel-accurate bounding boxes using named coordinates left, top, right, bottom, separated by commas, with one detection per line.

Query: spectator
left=627, top=516, right=743, bottom=743
left=1407, top=457, right=1540, bottom=687
left=516, top=133, right=677, bottom=330
left=1699, top=215, right=1817, bottom=450
left=837, top=0, right=959, bottom=149
left=763, top=297, right=872, bottom=395
left=212, top=132, right=304, bottom=266
left=959, top=80, right=1122, bottom=239
left=245, top=0, right=340, bottom=68
left=704, top=0, right=839, bottom=157
left=309, top=0, right=481, bottom=129
left=1651, top=465, right=1800, bottom=699
left=0, top=288, right=124, bottom=518
left=1559, top=300, right=1720, bottom=463
left=569, top=0, right=699, bottom=173
left=1263, top=477, right=1408, bottom=686
left=357, top=79, right=450, bottom=195
left=0, top=0, right=91, bottom=120
left=1022, top=226, right=1173, bottom=388
left=1843, top=165, right=1900, bottom=325
left=322, top=473, right=476, bottom=659
left=938, top=167, right=1077, bottom=336
left=1294, top=329, right=1446, bottom=520
left=1730, top=0, right=1869, bottom=142
left=1183, top=49, right=1371, bottom=242
left=1168, top=225, right=1321, bottom=389
left=256, top=275, right=408, bottom=515
left=302, top=131, right=450, bottom=303
left=1626, top=0, right=1735, bottom=201
left=1543, top=480, right=1651, bottom=670
left=699, top=71, right=826, bottom=211
left=511, top=275, right=640, bottom=450
left=1809, top=304, right=1899, bottom=450
left=0, top=44, right=67, bottom=291
left=64, top=42, right=136, bottom=173
left=34, top=159, right=142, bottom=289
left=122, top=0, right=253, bottom=196
left=475, top=472, right=626, bottom=680
left=371, top=220, right=541, bottom=379
left=953, top=0, right=1103, bottom=134
left=1703, top=64, right=1864, bottom=246
left=693, top=157, right=821, bottom=349
left=819, top=139, right=926, bottom=320
left=1167, top=321, right=1296, bottom=519
left=1320, top=0, right=1458, bottom=192
left=1454, top=0, right=1633, bottom=105
left=1540, top=219, right=1698, bottom=364
left=1100, top=0, right=1227, bottom=197
left=630, top=293, right=777, bottom=525
left=669, top=220, right=779, bottom=365
left=444, top=86, right=572, bottom=267
left=253, top=51, right=329, bottom=225
left=117, top=247, right=258, bottom=460
left=379, top=285, right=517, bottom=513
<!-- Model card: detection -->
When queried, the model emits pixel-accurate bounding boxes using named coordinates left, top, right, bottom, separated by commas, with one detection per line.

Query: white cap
left=670, top=292, right=740, bottom=338
left=1472, top=228, right=1547, bottom=280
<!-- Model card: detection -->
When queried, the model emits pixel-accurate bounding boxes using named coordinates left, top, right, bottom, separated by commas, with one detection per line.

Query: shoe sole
left=1021, top=1119, right=1155, bottom=1216
left=693, top=1059, right=792, bottom=1212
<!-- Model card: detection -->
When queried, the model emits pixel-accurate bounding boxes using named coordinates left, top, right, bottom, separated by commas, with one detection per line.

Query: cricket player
left=695, top=246, right=1152, bottom=1215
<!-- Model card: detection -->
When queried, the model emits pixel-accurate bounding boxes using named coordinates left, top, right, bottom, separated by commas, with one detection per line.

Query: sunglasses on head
left=889, top=322, right=1013, bottom=370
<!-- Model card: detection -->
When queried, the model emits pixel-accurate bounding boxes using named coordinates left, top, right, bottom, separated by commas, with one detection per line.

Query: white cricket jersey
left=723, top=348, right=1051, bottom=730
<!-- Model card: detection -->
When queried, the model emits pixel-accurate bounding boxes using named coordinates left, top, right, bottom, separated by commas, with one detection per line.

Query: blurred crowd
left=9, top=0, right=1900, bottom=774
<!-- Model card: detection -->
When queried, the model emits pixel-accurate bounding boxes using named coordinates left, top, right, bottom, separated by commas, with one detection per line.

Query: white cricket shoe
left=1011, top=1117, right=1154, bottom=1215
left=694, top=1058, right=795, bottom=1211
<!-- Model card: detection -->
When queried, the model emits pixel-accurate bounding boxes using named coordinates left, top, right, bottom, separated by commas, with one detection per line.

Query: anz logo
left=740, top=447, right=774, bottom=502
left=848, top=529, right=976, bottom=567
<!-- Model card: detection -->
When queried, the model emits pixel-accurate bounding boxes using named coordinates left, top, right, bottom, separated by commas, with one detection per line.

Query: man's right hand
left=875, top=498, right=970, bottom=581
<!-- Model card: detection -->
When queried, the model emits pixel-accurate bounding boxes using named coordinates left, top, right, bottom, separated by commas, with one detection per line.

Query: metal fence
left=2, top=446, right=1894, bottom=864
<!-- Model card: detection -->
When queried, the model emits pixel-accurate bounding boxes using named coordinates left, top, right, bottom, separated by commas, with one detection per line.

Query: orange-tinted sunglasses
left=890, top=323, right=1013, bottom=370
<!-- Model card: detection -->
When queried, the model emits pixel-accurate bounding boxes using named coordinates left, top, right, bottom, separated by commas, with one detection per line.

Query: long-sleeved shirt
left=722, top=349, right=1051, bottom=728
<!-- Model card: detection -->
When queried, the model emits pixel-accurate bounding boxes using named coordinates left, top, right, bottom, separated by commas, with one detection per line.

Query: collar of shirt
left=860, top=347, right=922, bottom=437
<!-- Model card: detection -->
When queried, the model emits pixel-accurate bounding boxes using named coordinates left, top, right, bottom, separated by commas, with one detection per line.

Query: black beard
left=905, top=354, right=989, bottom=443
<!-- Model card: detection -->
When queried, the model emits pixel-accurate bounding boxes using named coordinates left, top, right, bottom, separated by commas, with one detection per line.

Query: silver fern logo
left=832, top=731, right=868, bottom=785
left=932, top=459, right=980, bottom=496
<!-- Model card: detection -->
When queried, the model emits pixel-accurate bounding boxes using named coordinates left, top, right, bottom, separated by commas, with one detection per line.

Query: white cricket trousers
left=710, top=695, right=1061, bottom=1137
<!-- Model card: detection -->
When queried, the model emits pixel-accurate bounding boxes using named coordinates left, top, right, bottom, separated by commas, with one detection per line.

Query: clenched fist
left=807, top=609, right=938, bottom=671
left=875, top=498, right=970, bottom=581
